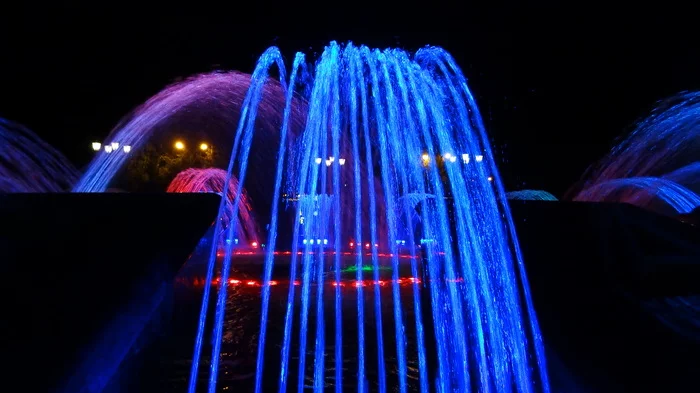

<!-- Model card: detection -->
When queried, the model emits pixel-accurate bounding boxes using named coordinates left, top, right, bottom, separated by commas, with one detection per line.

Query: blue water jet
left=0, top=118, right=78, bottom=192
left=75, top=40, right=551, bottom=393
left=506, top=190, right=558, bottom=201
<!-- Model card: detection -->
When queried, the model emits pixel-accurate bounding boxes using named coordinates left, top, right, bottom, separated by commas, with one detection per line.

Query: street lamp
left=92, top=142, right=101, bottom=151
left=199, top=143, right=209, bottom=151
left=338, top=158, right=346, bottom=165
left=111, top=142, right=119, bottom=150
left=123, top=145, right=132, bottom=153
left=104, top=145, right=113, bottom=153
left=174, top=141, right=185, bottom=150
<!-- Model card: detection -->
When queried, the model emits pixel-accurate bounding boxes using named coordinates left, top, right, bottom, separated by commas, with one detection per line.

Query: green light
left=341, top=265, right=391, bottom=273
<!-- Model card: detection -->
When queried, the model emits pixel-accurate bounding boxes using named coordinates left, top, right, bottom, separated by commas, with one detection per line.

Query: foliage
left=124, top=142, right=217, bottom=191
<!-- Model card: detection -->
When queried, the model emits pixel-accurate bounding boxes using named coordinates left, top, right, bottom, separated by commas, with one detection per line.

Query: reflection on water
left=137, top=256, right=430, bottom=392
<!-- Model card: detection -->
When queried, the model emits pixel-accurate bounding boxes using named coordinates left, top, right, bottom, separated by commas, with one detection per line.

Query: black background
left=1, top=1, right=698, bottom=195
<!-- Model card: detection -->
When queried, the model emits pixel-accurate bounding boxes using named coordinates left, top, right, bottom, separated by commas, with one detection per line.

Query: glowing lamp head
left=104, top=145, right=113, bottom=153
left=421, top=153, right=430, bottom=166
left=123, top=145, right=131, bottom=153
left=315, top=157, right=323, bottom=164
left=338, top=158, right=346, bottom=165
left=487, top=176, right=493, bottom=182
left=199, top=143, right=208, bottom=151
left=251, top=241, right=258, bottom=248
left=174, top=141, right=185, bottom=150
left=110, top=142, right=119, bottom=150
left=91, top=142, right=101, bottom=151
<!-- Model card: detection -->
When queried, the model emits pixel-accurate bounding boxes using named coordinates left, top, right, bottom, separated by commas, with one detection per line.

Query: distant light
left=303, top=239, right=307, bottom=245
left=338, top=158, right=346, bottom=165
left=251, top=241, right=258, bottom=248
left=443, top=153, right=452, bottom=160
left=475, top=155, right=484, bottom=162
left=229, top=279, right=240, bottom=284
left=449, top=156, right=457, bottom=163
left=325, top=159, right=332, bottom=166
left=269, top=280, right=278, bottom=286
left=315, top=157, right=323, bottom=164
left=349, top=242, right=354, bottom=247
left=421, top=153, right=430, bottom=166
left=123, top=145, right=131, bottom=153
left=174, top=141, right=185, bottom=150
left=487, top=176, right=493, bottom=181
left=323, top=239, right=328, bottom=245
left=104, top=145, right=113, bottom=153
left=374, top=243, right=378, bottom=248
left=365, top=243, right=370, bottom=249
left=199, top=143, right=209, bottom=151
left=246, top=281, right=256, bottom=286
left=329, top=156, right=335, bottom=162
left=91, top=142, right=101, bottom=151
left=462, top=154, right=469, bottom=163
left=110, top=142, right=119, bottom=150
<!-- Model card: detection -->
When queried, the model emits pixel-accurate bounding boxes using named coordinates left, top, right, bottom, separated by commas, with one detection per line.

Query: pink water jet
left=76, top=71, right=307, bottom=193
left=167, top=168, right=259, bottom=246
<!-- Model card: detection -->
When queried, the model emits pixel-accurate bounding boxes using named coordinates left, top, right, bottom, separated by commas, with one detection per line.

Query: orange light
left=199, top=143, right=209, bottom=151
left=269, top=280, right=278, bottom=286
left=174, top=141, right=185, bottom=150
left=229, top=279, right=240, bottom=284
left=246, top=280, right=256, bottom=286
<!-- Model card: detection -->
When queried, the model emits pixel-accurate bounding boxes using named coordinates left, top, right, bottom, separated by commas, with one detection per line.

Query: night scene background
left=2, top=2, right=698, bottom=195
left=1, top=2, right=699, bottom=393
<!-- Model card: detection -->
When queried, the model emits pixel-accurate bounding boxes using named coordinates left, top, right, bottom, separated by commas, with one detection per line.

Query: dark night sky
left=1, top=2, right=698, bottom=195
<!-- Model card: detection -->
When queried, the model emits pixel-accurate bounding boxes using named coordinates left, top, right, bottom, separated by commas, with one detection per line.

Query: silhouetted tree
left=123, top=142, right=217, bottom=192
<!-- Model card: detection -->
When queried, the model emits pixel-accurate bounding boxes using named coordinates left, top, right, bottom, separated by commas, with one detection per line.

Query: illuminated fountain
left=184, top=42, right=547, bottom=393
left=0, top=118, right=78, bottom=192
left=506, top=190, right=558, bottom=201
left=73, top=71, right=307, bottom=193
left=76, top=42, right=549, bottom=392
left=570, top=91, right=700, bottom=215
left=167, top=168, right=260, bottom=246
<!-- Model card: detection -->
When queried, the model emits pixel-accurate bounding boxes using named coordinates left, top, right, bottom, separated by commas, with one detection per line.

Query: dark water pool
left=132, top=255, right=435, bottom=393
